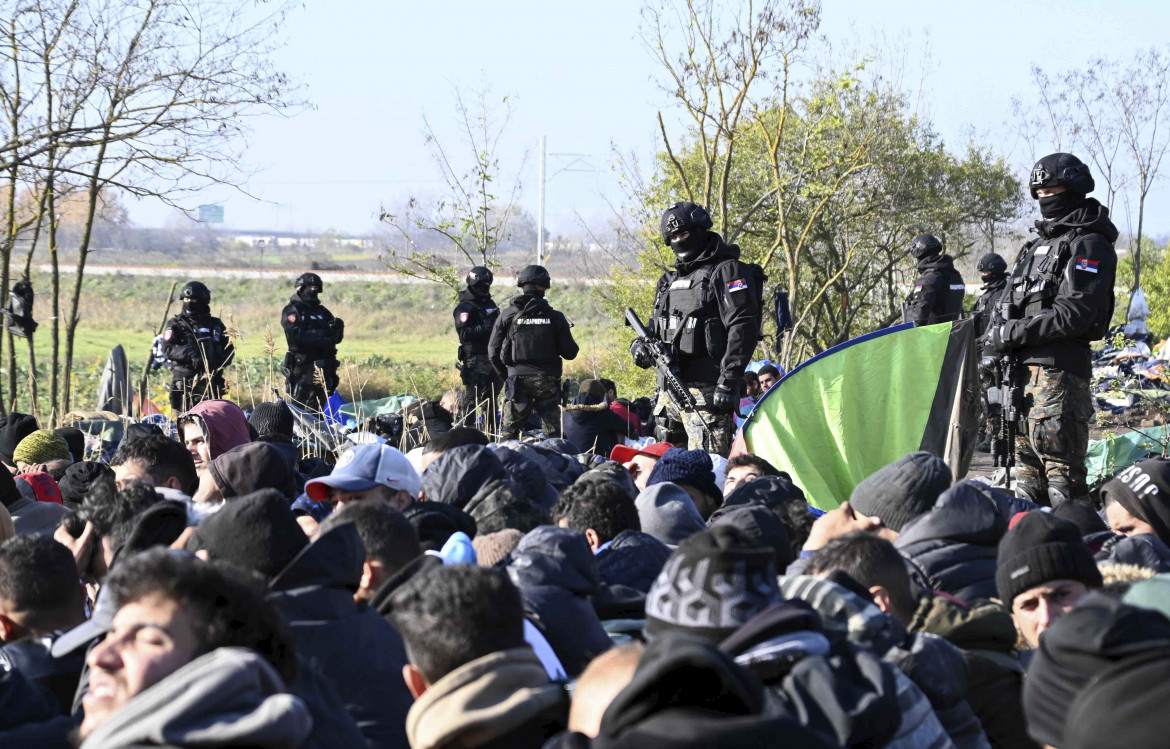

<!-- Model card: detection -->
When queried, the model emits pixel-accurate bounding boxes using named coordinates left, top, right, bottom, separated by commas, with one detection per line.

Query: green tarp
left=1086, top=426, right=1170, bottom=486
left=742, top=320, right=979, bottom=510
left=338, top=395, right=419, bottom=421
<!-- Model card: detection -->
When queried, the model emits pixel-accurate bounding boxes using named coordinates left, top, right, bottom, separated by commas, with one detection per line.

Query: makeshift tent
left=737, top=320, right=980, bottom=510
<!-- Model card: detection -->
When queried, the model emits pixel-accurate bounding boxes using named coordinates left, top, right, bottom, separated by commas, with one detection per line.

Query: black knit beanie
left=1065, top=651, right=1170, bottom=749
left=1023, top=593, right=1170, bottom=748
left=996, top=511, right=1103, bottom=606
left=849, top=451, right=951, bottom=531
left=645, top=525, right=780, bottom=642
left=187, top=489, right=307, bottom=580
left=249, top=401, right=295, bottom=440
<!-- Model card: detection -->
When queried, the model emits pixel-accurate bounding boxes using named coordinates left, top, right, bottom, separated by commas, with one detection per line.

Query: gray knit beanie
left=848, top=451, right=951, bottom=532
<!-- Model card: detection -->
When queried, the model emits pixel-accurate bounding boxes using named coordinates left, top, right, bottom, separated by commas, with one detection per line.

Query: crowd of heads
left=0, top=396, right=1167, bottom=749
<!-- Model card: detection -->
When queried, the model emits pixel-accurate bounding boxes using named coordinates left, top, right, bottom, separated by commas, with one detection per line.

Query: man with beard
left=454, top=266, right=502, bottom=428
left=986, top=153, right=1118, bottom=505
left=282, top=272, right=344, bottom=412
left=903, top=233, right=966, bottom=326
left=162, top=282, right=233, bottom=413
left=629, top=202, right=764, bottom=455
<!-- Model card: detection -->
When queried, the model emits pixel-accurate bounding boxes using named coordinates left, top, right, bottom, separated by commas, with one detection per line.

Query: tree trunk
left=47, top=179, right=59, bottom=420
left=62, top=129, right=109, bottom=416
left=1133, top=180, right=1146, bottom=298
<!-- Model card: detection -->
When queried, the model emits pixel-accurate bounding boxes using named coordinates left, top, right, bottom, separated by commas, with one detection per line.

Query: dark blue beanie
left=646, top=448, right=721, bottom=501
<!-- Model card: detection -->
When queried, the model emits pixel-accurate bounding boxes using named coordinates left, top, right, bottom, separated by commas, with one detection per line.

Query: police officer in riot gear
left=454, top=266, right=502, bottom=425
left=281, top=272, right=344, bottom=413
left=903, top=233, right=966, bottom=326
left=629, top=201, right=763, bottom=456
left=972, top=253, right=1009, bottom=451
left=488, top=265, right=579, bottom=439
left=163, top=281, right=234, bottom=412
left=987, top=153, right=1118, bottom=505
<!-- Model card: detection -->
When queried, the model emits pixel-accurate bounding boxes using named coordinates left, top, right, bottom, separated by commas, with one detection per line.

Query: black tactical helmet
left=179, top=281, right=210, bottom=305
left=517, top=265, right=551, bottom=288
left=909, top=233, right=943, bottom=260
left=659, top=201, right=713, bottom=246
left=295, top=272, right=323, bottom=290
left=1029, top=153, right=1094, bottom=199
left=466, top=266, right=493, bottom=288
left=976, top=253, right=1007, bottom=276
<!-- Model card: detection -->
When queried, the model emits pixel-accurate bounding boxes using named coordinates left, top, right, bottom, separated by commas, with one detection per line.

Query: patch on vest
left=287, top=313, right=297, bottom=323
left=1075, top=257, right=1099, bottom=274
left=459, top=312, right=469, bottom=323
left=670, top=278, right=692, bottom=290
left=516, top=319, right=551, bottom=325
left=727, top=278, right=748, bottom=293
left=950, top=284, right=966, bottom=290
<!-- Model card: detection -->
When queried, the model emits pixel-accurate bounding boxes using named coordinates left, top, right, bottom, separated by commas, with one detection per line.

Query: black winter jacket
left=506, top=526, right=612, bottom=677
left=896, top=480, right=1037, bottom=604
left=0, top=634, right=84, bottom=715
left=561, top=395, right=630, bottom=457
left=453, top=288, right=499, bottom=358
left=270, top=524, right=413, bottom=749
left=595, top=529, right=672, bottom=593
left=421, top=445, right=549, bottom=535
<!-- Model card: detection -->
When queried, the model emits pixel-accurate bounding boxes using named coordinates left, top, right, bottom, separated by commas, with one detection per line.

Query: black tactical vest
left=509, top=301, right=558, bottom=364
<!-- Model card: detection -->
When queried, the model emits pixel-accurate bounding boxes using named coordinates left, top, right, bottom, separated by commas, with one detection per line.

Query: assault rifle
left=625, top=307, right=715, bottom=443
left=990, top=301, right=1022, bottom=473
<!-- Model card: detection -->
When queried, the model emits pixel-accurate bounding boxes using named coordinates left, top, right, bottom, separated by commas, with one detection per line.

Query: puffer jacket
left=422, top=445, right=548, bottom=534
left=1095, top=532, right=1170, bottom=573
left=506, top=526, right=612, bottom=676
left=595, top=529, right=672, bottom=593
left=561, top=394, right=630, bottom=458
left=910, top=593, right=1037, bottom=749
left=896, top=481, right=1037, bottom=604
left=781, top=575, right=982, bottom=749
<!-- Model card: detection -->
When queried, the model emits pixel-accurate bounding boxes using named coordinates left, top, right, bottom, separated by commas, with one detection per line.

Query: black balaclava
left=1038, top=191, right=1084, bottom=220
left=181, top=300, right=209, bottom=316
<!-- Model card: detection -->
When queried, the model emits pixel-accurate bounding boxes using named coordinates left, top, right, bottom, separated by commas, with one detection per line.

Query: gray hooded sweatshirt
left=81, top=647, right=312, bottom=749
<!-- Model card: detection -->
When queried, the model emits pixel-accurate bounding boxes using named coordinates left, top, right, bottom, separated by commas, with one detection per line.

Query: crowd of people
left=0, top=391, right=1166, bottom=749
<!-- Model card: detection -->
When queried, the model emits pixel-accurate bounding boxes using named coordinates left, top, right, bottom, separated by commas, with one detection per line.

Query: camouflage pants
left=459, top=355, right=502, bottom=429
left=500, top=374, right=562, bottom=440
left=655, top=383, right=735, bottom=457
left=1014, top=364, right=1094, bottom=505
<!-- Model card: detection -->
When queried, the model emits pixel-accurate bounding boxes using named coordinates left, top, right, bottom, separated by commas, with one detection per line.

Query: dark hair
left=599, top=378, right=616, bottom=396
left=725, top=454, right=779, bottom=477
left=0, top=535, right=82, bottom=632
left=778, top=502, right=815, bottom=559
left=318, top=500, right=421, bottom=576
left=388, top=565, right=524, bottom=684
left=742, top=371, right=759, bottom=386
left=104, top=549, right=298, bottom=685
left=553, top=479, right=640, bottom=545
left=757, top=364, right=780, bottom=379
left=83, top=480, right=163, bottom=540
left=806, top=532, right=917, bottom=619
left=111, top=435, right=199, bottom=497
left=423, top=426, right=489, bottom=454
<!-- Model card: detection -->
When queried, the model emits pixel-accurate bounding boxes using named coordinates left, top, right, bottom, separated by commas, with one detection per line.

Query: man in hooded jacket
left=454, top=266, right=502, bottom=428
left=985, top=153, right=1118, bottom=506
left=282, top=272, right=344, bottom=412
left=162, top=281, right=234, bottom=412
left=903, top=233, right=966, bottom=326
left=629, top=202, right=763, bottom=456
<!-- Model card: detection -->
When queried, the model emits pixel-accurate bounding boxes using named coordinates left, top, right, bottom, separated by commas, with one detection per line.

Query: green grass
left=6, top=271, right=625, bottom=414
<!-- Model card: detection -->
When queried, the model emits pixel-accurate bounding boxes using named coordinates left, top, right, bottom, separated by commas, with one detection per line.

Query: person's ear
left=584, top=528, right=601, bottom=552
left=403, top=664, right=428, bottom=699
left=869, top=585, right=892, bottom=614
left=164, top=475, right=183, bottom=491
left=0, top=613, right=22, bottom=643
left=361, top=560, right=376, bottom=593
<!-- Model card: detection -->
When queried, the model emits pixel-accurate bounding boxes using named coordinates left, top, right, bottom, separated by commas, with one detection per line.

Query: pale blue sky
left=131, top=0, right=1170, bottom=240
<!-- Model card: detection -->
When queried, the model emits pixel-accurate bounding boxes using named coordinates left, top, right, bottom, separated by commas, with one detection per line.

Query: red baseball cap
left=610, top=441, right=675, bottom=465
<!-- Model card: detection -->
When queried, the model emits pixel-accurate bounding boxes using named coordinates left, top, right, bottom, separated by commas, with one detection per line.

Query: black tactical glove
left=712, top=384, right=737, bottom=413
left=331, top=318, right=345, bottom=344
left=630, top=338, right=655, bottom=369
left=987, top=323, right=1015, bottom=355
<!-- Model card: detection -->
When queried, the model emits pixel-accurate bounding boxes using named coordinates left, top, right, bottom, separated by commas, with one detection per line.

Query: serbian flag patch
left=727, top=279, right=748, bottom=293
left=287, top=313, right=297, bottom=322
left=1075, top=257, right=1099, bottom=274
